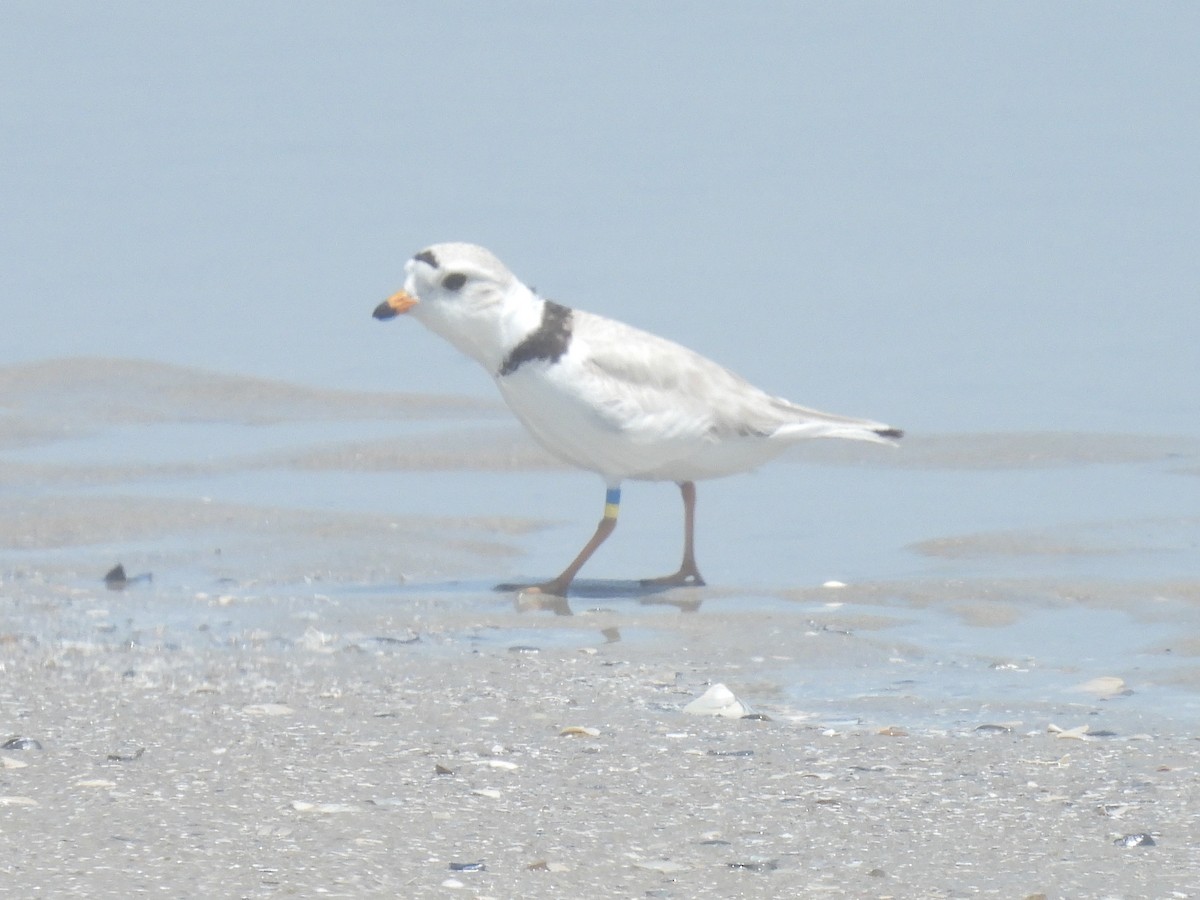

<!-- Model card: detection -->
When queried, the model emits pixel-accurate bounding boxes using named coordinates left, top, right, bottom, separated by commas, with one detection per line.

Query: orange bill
left=372, top=289, right=419, bottom=320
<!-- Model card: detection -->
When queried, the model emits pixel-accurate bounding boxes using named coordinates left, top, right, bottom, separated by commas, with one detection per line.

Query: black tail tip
left=875, top=427, right=904, bottom=440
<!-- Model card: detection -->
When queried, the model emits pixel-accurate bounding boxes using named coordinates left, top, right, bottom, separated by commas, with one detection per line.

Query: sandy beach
left=3, top=590, right=1199, bottom=899
left=2, top=359, right=1199, bottom=898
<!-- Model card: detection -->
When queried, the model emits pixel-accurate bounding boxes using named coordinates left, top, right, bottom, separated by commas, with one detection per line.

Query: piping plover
left=374, top=242, right=901, bottom=596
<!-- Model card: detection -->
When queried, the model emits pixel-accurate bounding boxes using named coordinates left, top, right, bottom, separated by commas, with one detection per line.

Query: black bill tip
left=373, top=301, right=398, bottom=320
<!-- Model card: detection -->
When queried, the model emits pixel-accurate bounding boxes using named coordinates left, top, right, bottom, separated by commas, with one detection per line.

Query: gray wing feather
left=571, top=312, right=896, bottom=445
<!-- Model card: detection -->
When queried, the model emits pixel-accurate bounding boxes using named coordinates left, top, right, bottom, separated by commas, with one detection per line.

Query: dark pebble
left=448, top=861, right=486, bottom=872
left=104, top=563, right=152, bottom=590
left=104, top=564, right=128, bottom=588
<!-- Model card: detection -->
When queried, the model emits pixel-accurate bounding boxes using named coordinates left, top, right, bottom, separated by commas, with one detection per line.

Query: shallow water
left=3, top=358, right=1198, bottom=738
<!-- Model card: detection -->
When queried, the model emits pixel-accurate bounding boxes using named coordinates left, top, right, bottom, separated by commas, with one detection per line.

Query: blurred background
left=4, top=2, right=1196, bottom=435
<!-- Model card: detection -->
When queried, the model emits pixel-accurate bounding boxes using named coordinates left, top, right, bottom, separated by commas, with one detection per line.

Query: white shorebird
left=374, top=243, right=901, bottom=597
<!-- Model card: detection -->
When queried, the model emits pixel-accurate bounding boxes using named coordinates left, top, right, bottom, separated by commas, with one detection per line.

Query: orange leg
left=521, top=486, right=621, bottom=597
left=641, top=481, right=705, bottom=587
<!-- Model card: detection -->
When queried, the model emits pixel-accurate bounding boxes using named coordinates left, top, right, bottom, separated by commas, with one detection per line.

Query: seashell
left=683, top=684, right=753, bottom=718
left=107, top=747, right=145, bottom=762
left=633, top=859, right=689, bottom=873
left=1114, top=832, right=1155, bottom=847
left=559, top=726, right=600, bottom=738
left=243, top=703, right=294, bottom=717
left=1073, top=676, right=1127, bottom=698
left=2, top=737, right=42, bottom=751
left=290, top=801, right=357, bottom=814
left=296, top=626, right=333, bottom=652
left=371, top=633, right=419, bottom=645
left=728, top=859, right=780, bottom=872
left=526, top=859, right=572, bottom=872
left=1047, top=723, right=1091, bottom=740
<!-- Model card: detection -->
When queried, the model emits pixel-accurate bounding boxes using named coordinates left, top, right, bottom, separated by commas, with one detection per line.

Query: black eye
left=442, top=272, right=466, bottom=291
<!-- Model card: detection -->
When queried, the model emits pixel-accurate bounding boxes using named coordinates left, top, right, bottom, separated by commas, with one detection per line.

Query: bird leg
left=641, top=481, right=706, bottom=587
left=522, top=487, right=621, bottom=597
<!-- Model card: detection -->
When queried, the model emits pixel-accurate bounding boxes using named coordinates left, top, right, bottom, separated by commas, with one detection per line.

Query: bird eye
left=442, top=272, right=467, bottom=291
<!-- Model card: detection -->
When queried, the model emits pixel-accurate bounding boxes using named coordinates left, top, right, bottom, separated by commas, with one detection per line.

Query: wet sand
left=3, top=358, right=1200, bottom=897
left=3, top=584, right=1199, bottom=898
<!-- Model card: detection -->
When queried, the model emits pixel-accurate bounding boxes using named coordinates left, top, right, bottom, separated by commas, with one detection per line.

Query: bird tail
left=772, top=401, right=903, bottom=446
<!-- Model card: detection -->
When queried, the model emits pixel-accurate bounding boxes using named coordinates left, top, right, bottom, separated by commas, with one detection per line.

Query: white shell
left=683, top=683, right=753, bottom=718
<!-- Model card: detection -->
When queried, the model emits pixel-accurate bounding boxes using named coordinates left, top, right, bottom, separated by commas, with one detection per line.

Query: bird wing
left=568, top=311, right=896, bottom=445
left=568, top=311, right=760, bottom=441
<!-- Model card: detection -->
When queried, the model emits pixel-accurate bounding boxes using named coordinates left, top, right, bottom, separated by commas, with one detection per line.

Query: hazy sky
left=3, top=3, right=1196, bottom=434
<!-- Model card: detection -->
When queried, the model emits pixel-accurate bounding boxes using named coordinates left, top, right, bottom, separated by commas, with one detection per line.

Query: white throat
left=414, top=280, right=548, bottom=375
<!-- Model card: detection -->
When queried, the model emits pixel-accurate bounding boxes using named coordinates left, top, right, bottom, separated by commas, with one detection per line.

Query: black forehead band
left=414, top=249, right=439, bottom=269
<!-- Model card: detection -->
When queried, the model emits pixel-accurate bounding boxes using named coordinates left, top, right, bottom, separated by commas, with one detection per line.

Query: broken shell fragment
left=1114, top=832, right=1155, bottom=847
left=2, top=737, right=43, bottom=751
left=243, top=703, right=294, bottom=717
left=559, top=726, right=600, bottom=738
left=1047, top=723, right=1092, bottom=740
left=1073, top=676, right=1127, bottom=698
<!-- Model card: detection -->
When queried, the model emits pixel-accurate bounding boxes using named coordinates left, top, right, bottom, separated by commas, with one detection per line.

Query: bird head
left=373, top=242, right=543, bottom=372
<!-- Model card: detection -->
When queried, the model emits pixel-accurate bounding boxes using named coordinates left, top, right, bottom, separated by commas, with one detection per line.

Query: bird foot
left=639, top=567, right=706, bottom=588
left=496, top=578, right=572, bottom=598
